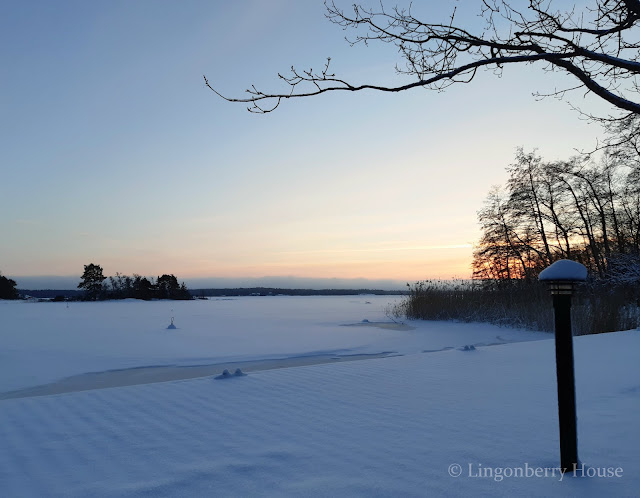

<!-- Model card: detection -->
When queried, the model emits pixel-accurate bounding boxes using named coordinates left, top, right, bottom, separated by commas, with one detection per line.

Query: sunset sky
left=1, top=0, right=609, bottom=288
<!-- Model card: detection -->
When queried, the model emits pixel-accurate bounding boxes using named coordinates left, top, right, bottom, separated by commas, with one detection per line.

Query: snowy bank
left=0, top=330, right=638, bottom=497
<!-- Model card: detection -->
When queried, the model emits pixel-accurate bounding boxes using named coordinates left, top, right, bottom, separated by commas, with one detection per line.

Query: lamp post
left=539, top=260, right=587, bottom=472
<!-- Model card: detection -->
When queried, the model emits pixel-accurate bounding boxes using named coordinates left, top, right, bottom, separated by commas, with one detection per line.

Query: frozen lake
left=1, top=295, right=546, bottom=393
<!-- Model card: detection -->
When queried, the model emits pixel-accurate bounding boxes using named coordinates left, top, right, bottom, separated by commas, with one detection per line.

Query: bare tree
left=206, top=0, right=640, bottom=126
left=473, top=186, right=539, bottom=281
left=473, top=147, right=640, bottom=281
left=507, top=149, right=554, bottom=266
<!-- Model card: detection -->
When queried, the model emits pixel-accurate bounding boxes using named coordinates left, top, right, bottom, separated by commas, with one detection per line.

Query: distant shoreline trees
left=78, top=264, right=192, bottom=301
left=0, top=273, right=19, bottom=300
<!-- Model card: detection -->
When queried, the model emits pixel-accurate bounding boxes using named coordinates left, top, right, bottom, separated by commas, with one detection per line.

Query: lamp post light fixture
left=539, top=259, right=587, bottom=472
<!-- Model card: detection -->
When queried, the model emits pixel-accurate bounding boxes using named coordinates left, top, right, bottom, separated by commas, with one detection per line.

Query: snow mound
left=215, top=368, right=247, bottom=380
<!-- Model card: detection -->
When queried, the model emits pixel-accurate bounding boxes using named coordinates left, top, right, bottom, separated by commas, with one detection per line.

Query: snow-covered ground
left=1, top=296, right=638, bottom=496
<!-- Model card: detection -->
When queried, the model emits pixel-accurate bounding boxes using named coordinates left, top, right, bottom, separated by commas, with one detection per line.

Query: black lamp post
left=539, top=259, right=587, bottom=472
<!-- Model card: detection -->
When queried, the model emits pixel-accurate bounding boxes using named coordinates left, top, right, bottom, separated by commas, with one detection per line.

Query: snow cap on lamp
left=539, top=260, right=587, bottom=295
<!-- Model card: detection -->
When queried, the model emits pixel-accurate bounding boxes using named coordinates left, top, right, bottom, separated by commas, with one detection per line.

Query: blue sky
left=1, top=0, right=609, bottom=288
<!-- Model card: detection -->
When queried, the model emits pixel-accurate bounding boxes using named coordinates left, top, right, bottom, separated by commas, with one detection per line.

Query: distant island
left=191, top=288, right=407, bottom=297
left=18, top=287, right=407, bottom=300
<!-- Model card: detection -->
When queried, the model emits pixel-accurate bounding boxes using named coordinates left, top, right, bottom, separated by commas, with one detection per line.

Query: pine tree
left=78, top=263, right=107, bottom=300
left=0, top=273, right=19, bottom=300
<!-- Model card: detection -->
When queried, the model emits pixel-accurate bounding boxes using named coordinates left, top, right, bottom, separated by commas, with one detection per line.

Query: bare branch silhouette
left=205, top=0, right=640, bottom=123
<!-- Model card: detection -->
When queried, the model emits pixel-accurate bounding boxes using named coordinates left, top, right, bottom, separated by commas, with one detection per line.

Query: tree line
left=395, top=145, right=640, bottom=335
left=78, top=263, right=192, bottom=301
left=472, top=148, right=640, bottom=285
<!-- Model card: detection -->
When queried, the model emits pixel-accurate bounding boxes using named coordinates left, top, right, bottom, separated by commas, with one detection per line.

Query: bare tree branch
left=206, top=0, right=640, bottom=121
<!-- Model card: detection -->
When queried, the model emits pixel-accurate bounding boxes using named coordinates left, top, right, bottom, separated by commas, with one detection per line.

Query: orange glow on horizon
left=174, top=246, right=475, bottom=282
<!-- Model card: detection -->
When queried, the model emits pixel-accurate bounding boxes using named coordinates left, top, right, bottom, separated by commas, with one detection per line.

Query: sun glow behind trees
left=472, top=149, right=640, bottom=281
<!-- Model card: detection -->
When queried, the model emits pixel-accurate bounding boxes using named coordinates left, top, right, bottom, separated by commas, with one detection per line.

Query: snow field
left=1, top=297, right=637, bottom=496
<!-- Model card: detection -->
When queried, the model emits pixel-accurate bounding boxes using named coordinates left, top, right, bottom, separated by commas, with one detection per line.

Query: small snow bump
left=215, top=368, right=247, bottom=380
left=215, top=369, right=232, bottom=380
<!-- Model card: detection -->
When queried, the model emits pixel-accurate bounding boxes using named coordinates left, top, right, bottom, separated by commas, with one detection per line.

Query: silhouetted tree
left=108, top=272, right=134, bottom=299
left=78, top=263, right=107, bottom=300
left=473, top=149, right=640, bottom=281
left=0, top=273, right=19, bottom=299
left=132, top=274, right=154, bottom=300
left=156, top=274, right=191, bottom=300
left=473, top=187, right=535, bottom=282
